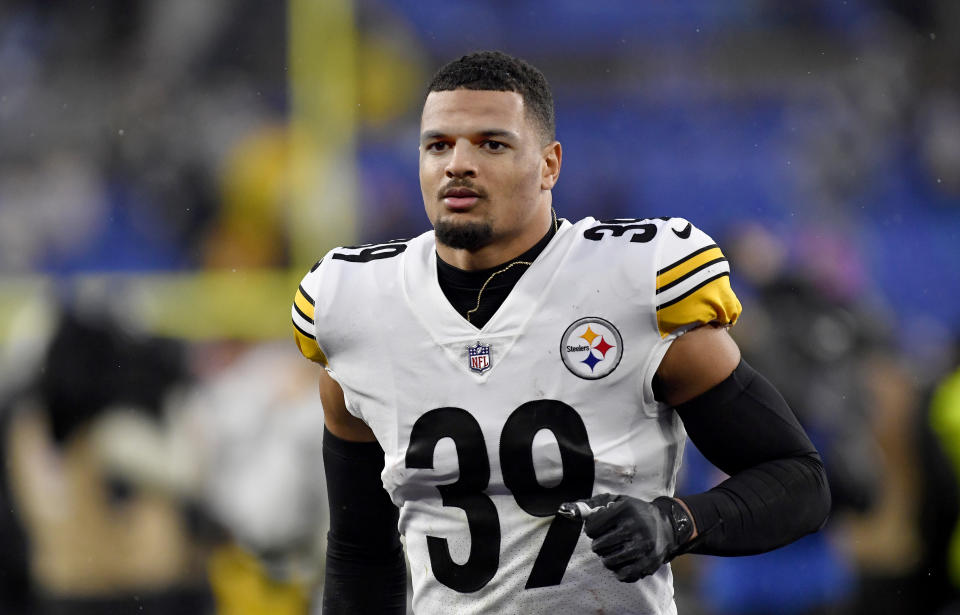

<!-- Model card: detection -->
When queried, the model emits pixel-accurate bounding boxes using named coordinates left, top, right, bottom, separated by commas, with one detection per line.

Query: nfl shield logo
left=467, top=341, right=492, bottom=374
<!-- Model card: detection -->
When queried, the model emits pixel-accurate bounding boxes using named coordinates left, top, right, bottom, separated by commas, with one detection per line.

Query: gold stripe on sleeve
left=294, top=287, right=315, bottom=322
left=656, top=274, right=742, bottom=337
left=292, top=324, right=328, bottom=365
left=656, top=245, right=725, bottom=292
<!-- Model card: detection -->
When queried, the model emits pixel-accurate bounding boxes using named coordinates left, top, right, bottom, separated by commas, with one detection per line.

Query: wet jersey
left=292, top=216, right=741, bottom=614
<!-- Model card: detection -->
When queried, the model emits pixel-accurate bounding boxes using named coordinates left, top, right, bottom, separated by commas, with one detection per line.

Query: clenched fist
left=560, top=494, right=695, bottom=582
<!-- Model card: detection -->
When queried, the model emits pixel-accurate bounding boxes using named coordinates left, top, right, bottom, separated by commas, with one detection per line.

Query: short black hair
left=426, top=50, right=555, bottom=142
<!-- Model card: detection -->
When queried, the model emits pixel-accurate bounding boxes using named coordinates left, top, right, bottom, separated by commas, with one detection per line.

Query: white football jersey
left=292, top=216, right=741, bottom=615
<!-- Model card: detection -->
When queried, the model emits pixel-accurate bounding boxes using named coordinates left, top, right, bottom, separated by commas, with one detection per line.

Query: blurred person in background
left=0, top=302, right=330, bottom=615
left=840, top=349, right=926, bottom=615
left=0, top=304, right=213, bottom=615
left=173, top=340, right=328, bottom=615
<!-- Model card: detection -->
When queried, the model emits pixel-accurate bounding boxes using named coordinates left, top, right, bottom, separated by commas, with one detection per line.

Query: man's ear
left=541, top=141, right=562, bottom=190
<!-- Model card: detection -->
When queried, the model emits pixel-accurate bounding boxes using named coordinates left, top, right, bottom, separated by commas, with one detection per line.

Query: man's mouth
left=441, top=187, right=482, bottom=210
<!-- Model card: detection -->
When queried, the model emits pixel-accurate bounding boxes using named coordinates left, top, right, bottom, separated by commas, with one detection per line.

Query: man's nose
left=445, top=141, right=477, bottom=178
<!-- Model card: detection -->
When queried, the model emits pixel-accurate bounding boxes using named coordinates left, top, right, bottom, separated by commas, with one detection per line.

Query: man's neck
left=435, top=215, right=559, bottom=329
left=435, top=205, right=554, bottom=271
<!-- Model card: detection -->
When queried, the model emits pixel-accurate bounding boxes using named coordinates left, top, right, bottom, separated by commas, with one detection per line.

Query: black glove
left=561, top=494, right=695, bottom=582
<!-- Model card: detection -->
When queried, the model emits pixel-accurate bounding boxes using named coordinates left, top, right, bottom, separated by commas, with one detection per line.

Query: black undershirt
left=436, top=221, right=557, bottom=329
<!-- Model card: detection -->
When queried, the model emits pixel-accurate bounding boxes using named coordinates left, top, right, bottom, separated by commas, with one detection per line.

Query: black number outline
left=583, top=223, right=657, bottom=243
left=500, top=400, right=594, bottom=588
left=331, top=239, right=409, bottom=263
left=406, top=407, right=500, bottom=593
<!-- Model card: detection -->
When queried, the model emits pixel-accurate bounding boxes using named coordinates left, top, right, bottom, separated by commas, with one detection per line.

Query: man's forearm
left=680, top=453, right=829, bottom=554
left=323, top=534, right=406, bottom=614
left=322, top=428, right=406, bottom=613
left=674, top=360, right=831, bottom=555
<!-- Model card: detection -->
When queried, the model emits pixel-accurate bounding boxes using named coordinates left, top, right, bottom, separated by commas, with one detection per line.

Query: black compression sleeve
left=674, top=360, right=831, bottom=555
left=322, top=428, right=406, bottom=614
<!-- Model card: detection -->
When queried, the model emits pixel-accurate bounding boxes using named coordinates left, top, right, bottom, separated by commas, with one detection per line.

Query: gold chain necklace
left=466, top=260, right=533, bottom=323
left=465, top=209, right=559, bottom=324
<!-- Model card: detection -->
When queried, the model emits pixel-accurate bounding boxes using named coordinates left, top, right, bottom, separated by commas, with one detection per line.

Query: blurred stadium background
left=1, top=1, right=959, bottom=614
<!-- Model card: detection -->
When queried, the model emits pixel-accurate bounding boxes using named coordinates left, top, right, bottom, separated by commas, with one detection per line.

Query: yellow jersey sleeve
left=654, top=219, right=742, bottom=337
left=291, top=260, right=328, bottom=364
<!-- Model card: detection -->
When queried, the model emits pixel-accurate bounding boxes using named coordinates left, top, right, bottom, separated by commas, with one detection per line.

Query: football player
left=292, top=51, right=830, bottom=614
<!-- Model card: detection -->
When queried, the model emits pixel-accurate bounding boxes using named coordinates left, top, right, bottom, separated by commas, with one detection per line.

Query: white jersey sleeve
left=652, top=217, right=741, bottom=338
left=291, top=258, right=328, bottom=365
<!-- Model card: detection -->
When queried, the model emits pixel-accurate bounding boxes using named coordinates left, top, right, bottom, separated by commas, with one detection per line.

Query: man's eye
left=482, top=140, right=506, bottom=151
left=426, top=142, right=449, bottom=152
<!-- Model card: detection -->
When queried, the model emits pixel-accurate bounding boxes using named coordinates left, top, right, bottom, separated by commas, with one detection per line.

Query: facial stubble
left=434, top=216, right=495, bottom=252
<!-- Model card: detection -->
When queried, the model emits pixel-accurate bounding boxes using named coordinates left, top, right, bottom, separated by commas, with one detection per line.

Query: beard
left=434, top=217, right=494, bottom=251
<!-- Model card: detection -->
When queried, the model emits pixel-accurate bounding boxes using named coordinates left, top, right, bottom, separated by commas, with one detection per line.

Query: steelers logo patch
left=560, top=317, right=623, bottom=380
